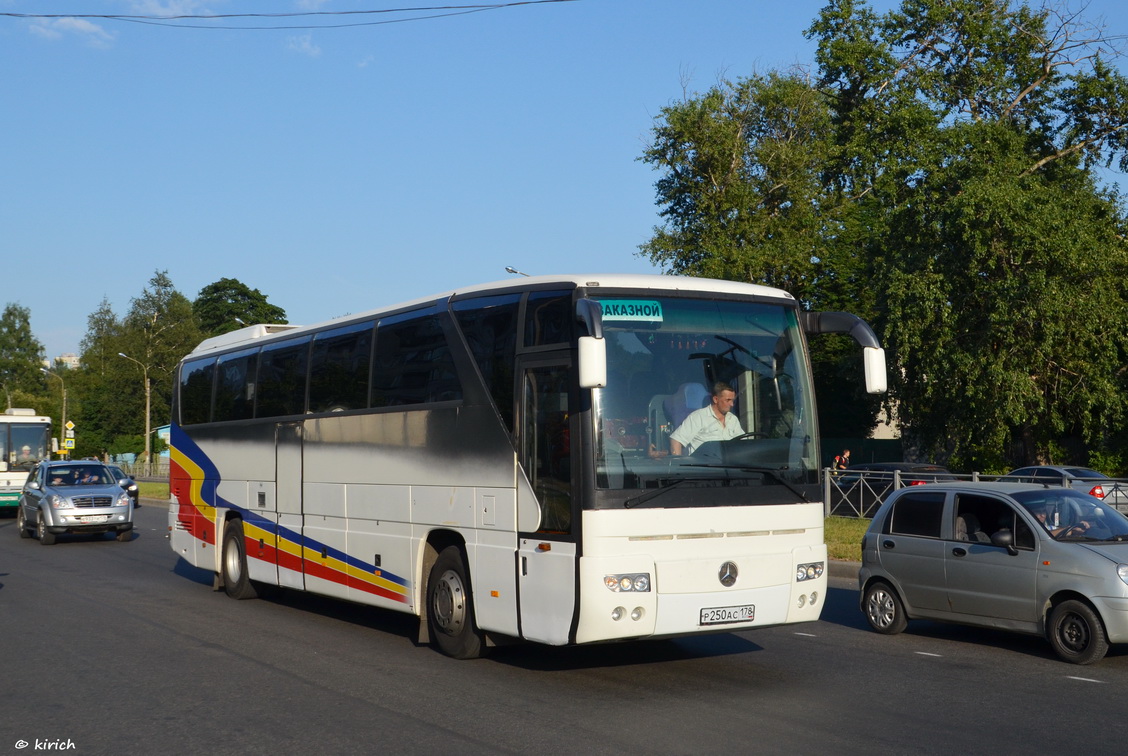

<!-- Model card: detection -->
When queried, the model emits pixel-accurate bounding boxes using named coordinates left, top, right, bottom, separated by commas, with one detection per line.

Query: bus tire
left=222, top=520, right=258, bottom=600
left=427, top=545, right=485, bottom=659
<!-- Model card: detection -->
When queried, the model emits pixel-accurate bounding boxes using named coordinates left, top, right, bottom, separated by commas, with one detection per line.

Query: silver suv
left=17, top=460, right=134, bottom=544
left=860, top=482, right=1128, bottom=664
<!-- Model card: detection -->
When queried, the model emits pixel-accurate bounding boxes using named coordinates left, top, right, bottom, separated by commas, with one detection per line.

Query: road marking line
left=793, top=632, right=817, bottom=637
left=915, top=652, right=943, bottom=657
left=1066, top=676, right=1105, bottom=683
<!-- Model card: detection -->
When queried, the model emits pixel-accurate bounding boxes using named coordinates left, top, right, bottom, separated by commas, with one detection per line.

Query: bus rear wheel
left=222, top=520, right=258, bottom=600
left=427, top=546, right=485, bottom=659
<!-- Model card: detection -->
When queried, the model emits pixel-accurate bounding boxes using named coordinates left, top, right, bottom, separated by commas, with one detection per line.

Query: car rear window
left=886, top=491, right=945, bottom=538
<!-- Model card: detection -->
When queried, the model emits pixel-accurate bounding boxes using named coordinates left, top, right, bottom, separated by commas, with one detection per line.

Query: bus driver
left=668, top=382, right=745, bottom=456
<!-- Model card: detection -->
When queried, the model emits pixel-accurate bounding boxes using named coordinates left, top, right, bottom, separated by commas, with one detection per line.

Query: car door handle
left=952, top=547, right=967, bottom=557
left=882, top=539, right=895, bottom=549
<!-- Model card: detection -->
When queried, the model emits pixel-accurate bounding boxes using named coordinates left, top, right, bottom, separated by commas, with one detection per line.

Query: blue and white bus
left=169, top=274, right=885, bottom=658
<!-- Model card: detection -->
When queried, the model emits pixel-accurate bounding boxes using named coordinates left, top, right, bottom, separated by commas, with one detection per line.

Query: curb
left=829, top=560, right=860, bottom=581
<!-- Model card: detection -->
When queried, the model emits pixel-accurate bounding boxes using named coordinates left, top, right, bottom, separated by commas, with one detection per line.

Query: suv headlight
left=48, top=494, right=74, bottom=509
left=1117, top=564, right=1128, bottom=587
left=117, top=492, right=132, bottom=508
left=796, top=561, right=824, bottom=582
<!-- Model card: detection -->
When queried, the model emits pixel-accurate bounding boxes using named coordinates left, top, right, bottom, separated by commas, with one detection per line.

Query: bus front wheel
left=427, top=546, right=485, bottom=659
left=222, top=520, right=258, bottom=600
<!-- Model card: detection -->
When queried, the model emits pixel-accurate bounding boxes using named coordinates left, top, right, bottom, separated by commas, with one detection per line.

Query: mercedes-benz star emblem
left=718, top=561, right=738, bottom=587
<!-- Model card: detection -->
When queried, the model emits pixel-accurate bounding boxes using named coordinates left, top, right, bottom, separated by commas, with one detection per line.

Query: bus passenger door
left=276, top=421, right=304, bottom=590
left=517, top=362, right=578, bottom=645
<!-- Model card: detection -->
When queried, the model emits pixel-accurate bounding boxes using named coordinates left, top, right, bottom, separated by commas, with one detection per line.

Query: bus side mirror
left=578, top=336, right=607, bottom=388
left=864, top=347, right=887, bottom=394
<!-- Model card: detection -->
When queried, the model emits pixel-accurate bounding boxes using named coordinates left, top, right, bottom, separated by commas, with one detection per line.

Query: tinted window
left=453, top=294, right=520, bottom=428
left=180, top=357, right=216, bottom=425
left=308, top=321, right=374, bottom=413
left=214, top=348, right=258, bottom=422
left=257, top=337, right=310, bottom=417
left=887, top=491, right=945, bottom=538
left=372, top=311, right=462, bottom=407
left=524, top=290, right=572, bottom=347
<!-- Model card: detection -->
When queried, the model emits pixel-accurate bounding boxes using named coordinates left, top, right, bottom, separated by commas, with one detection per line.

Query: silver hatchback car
left=860, top=482, right=1128, bottom=664
left=17, top=460, right=134, bottom=544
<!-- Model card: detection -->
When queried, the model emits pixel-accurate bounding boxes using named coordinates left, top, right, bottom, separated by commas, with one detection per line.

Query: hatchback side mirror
left=992, top=528, right=1019, bottom=556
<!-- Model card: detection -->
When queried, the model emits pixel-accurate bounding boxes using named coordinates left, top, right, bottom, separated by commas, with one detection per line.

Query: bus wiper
left=624, top=477, right=729, bottom=508
left=683, top=464, right=810, bottom=503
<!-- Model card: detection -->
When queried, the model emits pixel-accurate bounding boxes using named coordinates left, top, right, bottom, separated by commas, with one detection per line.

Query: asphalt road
left=2, top=502, right=1127, bottom=755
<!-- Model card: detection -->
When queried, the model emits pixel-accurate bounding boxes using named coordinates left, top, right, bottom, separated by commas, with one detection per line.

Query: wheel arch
left=416, top=528, right=468, bottom=645
left=1044, top=590, right=1107, bottom=636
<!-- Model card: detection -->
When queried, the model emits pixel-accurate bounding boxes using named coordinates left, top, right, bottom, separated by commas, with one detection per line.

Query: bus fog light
left=809, top=591, right=819, bottom=605
left=798, top=594, right=806, bottom=608
left=631, top=607, right=645, bottom=621
left=611, top=606, right=626, bottom=621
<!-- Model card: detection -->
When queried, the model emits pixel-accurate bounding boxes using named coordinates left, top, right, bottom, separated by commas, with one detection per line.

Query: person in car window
left=668, top=382, right=745, bottom=456
left=1032, top=501, right=1092, bottom=537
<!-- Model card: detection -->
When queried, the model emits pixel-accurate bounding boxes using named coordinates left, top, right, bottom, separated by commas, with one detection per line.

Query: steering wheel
left=730, top=432, right=766, bottom=441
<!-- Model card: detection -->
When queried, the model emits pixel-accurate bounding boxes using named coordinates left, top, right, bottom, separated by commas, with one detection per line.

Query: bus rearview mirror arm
left=801, top=311, right=888, bottom=394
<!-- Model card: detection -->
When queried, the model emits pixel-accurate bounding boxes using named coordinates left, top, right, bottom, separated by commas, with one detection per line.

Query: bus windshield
left=593, top=296, right=816, bottom=500
left=2, top=422, right=51, bottom=472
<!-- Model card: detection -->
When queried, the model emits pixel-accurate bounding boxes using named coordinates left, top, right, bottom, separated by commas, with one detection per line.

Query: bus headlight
left=796, top=562, right=824, bottom=582
left=604, top=573, right=651, bottom=592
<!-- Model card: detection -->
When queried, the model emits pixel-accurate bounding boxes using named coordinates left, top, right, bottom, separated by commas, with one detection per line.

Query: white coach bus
left=168, top=274, right=886, bottom=658
left=1, top=408, right=52, bottom=511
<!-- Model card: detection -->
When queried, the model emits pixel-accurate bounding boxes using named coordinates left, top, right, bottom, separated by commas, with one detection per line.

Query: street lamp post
left=118, top=352, right=151, bottom=476
left=41, top=368, right=67, bottom=458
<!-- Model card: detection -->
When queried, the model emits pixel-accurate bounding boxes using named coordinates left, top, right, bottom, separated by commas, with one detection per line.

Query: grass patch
left=825, top=516, right=870, bottom=562
left=139, top=481, right=169, bottom=501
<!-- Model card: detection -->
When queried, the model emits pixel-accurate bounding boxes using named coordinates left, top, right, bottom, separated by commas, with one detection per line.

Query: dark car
left=831, top=462, right=955, bottom=517
left=842, top=462, right=955, bottom=485
left=105, top=464, right=139, bottom=507
left=16, top=460, right=134, bottom=544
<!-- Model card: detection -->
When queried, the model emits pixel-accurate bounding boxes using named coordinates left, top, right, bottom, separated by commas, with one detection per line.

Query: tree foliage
left=193, top=277, right=288, bottom=337
left=0, top=303, right=46, bottom=409
left=73, top=272, right=203, bottom=458
left=641, top=0, right=1128, bottom=469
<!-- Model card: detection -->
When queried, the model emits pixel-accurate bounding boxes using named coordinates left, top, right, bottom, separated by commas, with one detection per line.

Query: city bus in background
left=168, top=274, right=886, bottom=658
left=0, top=408, right=52, bottom=512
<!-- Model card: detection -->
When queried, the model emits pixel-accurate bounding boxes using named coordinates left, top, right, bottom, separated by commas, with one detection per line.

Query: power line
left=0, top=1, right=579, bottom=31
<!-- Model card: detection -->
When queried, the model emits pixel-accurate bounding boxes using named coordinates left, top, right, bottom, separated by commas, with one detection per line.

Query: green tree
left=640, top=0, right=1128, bottom=468
left=118, top=271, right=203, bottom=448
left=0, top=303, right=46, bottom=409
left=193, top=277, right=287, bottom=337
left=807, top=0, right=1128, bottom=468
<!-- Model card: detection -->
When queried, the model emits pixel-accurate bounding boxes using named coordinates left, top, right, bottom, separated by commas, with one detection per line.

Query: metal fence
left=824, top=469, right=1128, bottom=518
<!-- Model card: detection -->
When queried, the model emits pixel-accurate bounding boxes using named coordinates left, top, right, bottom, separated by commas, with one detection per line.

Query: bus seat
left=664, top=383, right=709, bottom=430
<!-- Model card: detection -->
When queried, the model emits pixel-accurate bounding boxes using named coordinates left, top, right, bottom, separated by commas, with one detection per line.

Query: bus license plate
left=81, top=515, right=109, bottom=524
left=700, top=604, right=755, bottom=626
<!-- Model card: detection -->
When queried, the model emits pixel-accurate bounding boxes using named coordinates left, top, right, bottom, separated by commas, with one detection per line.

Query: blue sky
left=3, top=1, right=1127, bottom=360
